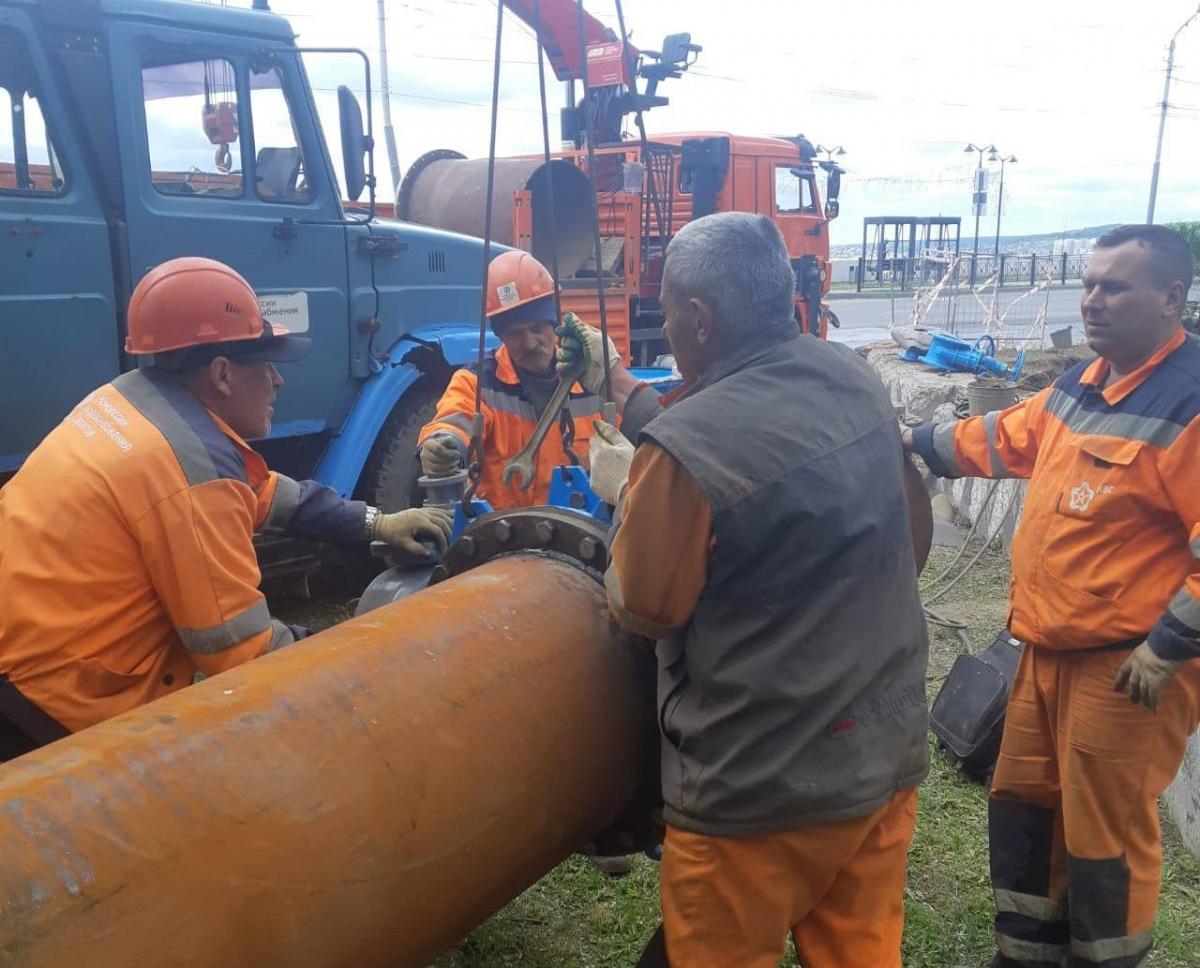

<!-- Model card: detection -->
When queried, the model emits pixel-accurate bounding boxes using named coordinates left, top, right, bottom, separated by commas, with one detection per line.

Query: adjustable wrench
left=502, top=364, right=584, bottom=491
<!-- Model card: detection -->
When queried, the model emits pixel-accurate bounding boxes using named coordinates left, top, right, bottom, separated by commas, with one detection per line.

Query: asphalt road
left=828, top=284, right=1086, bottom=349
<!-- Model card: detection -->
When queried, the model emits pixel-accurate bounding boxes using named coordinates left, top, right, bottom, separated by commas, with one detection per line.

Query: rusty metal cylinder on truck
left=0, top=550, right=656, bottom=967
left=397, top=150, right=598, bottom=278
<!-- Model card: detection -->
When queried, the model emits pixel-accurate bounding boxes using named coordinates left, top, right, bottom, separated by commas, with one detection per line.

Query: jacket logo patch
left=828, top=718, right=856, bottom=737
left=1069, top=481, right=1095, bottom=513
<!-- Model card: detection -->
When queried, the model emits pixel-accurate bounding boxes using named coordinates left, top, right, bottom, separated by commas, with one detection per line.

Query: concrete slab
left=866, top=344, right=975, bottom=423
left=932, top=519, right=965, bottom=547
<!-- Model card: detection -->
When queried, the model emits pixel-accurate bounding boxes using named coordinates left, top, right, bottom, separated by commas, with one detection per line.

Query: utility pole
left=964, top=142, right=994, bottom=285
left=377, top=0, right=402, bottom=197
left=990, top=150, right=1017, bottom=258
left=1148, top=5, right=1200, bottom=222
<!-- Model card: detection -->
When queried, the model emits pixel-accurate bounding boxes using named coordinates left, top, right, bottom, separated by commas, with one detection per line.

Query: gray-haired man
left=590, top=212, right=929, bottom=967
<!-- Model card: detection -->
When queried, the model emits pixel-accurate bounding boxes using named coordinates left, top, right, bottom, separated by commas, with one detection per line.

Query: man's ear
left=692, top=297, right=716, bottom=347
left=1164, top=279, right=1186, bottom=319
left=208, top=356, right=235, bottom=399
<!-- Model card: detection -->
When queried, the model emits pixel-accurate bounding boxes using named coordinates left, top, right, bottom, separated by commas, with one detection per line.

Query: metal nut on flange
left=494, top=520, right=513, bottom=543
left=535, top=520, right=557, bottom=545
left=578, top=537, right=599, bottom=561
left=458, top=535, right=477, bottom=558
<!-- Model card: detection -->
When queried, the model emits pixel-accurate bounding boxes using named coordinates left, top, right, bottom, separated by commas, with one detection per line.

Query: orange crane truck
left=394, top=0, right=845, bottom=365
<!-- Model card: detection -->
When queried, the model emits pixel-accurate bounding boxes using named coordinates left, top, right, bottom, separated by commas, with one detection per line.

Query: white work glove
left=588, top=420, right=635, bottom=506
left=556, top=312, right=621, bottom=394
left=1113, top=641, right=1183, bottom=713
left=372, top=506, right=453, bottom=556
left=420, top=433, right=463, bottom=477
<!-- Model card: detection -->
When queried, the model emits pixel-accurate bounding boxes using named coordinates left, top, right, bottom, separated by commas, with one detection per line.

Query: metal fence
left=904, top=255, right=1063, bottom=348
left=856, top=250, right=1088, bottom=291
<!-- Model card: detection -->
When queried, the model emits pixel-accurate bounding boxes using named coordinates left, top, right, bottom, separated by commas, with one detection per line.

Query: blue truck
left=0, top=0, right=498, bottom=563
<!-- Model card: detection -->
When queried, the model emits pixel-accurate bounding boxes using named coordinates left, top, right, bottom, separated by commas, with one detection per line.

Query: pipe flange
left=430, top=507, right=660, bottom=857
left=428, top=507, right=610, bottom=587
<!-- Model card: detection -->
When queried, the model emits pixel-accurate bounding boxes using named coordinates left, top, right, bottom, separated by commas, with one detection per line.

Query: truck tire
left=358, top=379, right=446, bottom=512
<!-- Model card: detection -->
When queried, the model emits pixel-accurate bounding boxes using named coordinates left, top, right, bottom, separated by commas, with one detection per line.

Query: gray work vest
left=641, top=324, right=929, bottom=836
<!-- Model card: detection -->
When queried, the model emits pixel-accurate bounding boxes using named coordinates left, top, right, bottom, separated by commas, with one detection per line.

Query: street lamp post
left=989, top=150, right=1017, bottom=258
left=964, top=142, right=994, bottom=285
left=815, top=144, right=846, bottom=164
left=1148, top=4, right=1200, bottom=223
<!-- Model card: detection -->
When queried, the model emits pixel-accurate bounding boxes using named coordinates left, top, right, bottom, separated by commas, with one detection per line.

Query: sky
left=271, top=0, right=1200, bottom=247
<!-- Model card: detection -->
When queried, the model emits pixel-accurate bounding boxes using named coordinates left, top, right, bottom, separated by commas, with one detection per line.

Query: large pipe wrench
left=502, top=363, right=585, bottom=491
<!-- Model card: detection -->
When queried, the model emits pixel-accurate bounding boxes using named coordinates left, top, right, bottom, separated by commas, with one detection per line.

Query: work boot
left=586, top=854, right=632, bottom=877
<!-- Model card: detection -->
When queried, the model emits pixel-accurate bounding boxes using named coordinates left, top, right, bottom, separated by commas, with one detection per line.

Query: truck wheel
left=358, top=379, right=445, bottom=512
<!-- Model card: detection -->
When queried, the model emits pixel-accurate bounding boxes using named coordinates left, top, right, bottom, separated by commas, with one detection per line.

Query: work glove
left=556, top=312, right=621, bottom=394
left=1113, top=641, right=1183, bottom=713
left=372, top=506, right=453, bottom=557
left=588, top=420, right=635, bottom=506
left=420, top=433, right=463, bottom=477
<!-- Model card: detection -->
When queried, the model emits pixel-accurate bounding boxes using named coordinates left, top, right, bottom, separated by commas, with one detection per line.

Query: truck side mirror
left=827, top=168, right=841, bottom=203
left=338, top=84, right=368, bottom=201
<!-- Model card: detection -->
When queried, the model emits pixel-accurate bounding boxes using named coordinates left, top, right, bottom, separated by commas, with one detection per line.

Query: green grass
left=272, top=547, right=1200, bottom=967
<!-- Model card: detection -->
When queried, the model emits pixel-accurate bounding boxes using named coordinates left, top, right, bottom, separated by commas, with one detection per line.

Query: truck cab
left=0, top=0, right=492, bottom=523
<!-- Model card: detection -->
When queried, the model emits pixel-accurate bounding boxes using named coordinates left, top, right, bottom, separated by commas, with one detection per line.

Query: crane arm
left=502, top=0, right=639, bottom=82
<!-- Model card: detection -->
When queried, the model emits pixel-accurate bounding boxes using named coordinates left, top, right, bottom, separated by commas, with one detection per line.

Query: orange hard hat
left=125, top=257, right=308, bottom=362
left=485, top=250, right=557, bottom=322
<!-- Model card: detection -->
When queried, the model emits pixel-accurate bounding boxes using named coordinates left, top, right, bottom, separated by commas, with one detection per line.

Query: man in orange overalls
left=906, top=224, right=1200, bottom=968
left=418, top=251, right=657, bottom=509
left=0, top=258, right=450, bottom=758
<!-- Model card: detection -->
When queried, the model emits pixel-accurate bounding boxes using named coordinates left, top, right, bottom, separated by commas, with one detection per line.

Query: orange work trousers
left=659, top=787, right=918, bottom=968
left=989, top=644, right=1200, bottom=968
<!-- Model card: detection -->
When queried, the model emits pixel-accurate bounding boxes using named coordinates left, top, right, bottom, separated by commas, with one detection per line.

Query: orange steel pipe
left=0, top=555, right=652, bottom=967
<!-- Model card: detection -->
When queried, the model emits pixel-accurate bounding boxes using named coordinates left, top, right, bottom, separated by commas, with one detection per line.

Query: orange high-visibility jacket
left=914, top=330, right=1200, bottom=658
left=0, top=369, right=367, bottom=733
left=418, top=345, right=613, bottom=509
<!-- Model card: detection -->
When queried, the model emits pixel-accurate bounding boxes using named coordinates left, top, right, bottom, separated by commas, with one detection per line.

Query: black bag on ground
left=929, top=630, right=1024, bottom=782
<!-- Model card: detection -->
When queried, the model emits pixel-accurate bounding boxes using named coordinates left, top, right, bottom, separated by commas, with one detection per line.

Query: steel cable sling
left=533, top=0, right=581, bottom=464
left=462, top=0, right=507, bottom=513
left=574, top=0, right=616, bottom=424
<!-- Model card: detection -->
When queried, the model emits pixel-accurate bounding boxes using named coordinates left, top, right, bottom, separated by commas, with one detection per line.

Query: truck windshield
left=775, top=164, right=817, bottom=215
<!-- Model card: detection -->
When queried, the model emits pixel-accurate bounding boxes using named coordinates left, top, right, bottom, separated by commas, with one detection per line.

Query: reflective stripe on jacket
left=913, top=329, right=1200, bottom=658
left=418, top=345, right=609, bottom=509
left=0, top=369, right=364, bottom=733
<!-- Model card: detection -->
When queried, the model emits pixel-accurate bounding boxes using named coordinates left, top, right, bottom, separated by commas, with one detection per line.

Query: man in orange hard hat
left=418, top=250, right=659, bottom=509
left=0, top=257, right=451, bottom=759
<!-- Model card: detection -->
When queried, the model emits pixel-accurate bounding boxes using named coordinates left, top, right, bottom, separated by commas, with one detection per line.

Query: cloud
left=270, top=0, right=1200, bottom=242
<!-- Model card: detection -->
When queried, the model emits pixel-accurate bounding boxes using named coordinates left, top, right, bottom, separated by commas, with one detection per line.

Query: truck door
left=107, top=22, right=351, bottom=437
left=0, top=17, right=119, bottom=472
left=773, top=162, right=825, bottom=335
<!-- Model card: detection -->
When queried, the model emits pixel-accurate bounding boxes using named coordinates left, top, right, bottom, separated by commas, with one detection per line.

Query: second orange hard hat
left=485, top=251, right=557, bottom=324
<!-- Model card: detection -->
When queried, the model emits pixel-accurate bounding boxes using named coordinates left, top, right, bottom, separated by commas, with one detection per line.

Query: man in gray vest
left=600, top=212, right=929, bottom=967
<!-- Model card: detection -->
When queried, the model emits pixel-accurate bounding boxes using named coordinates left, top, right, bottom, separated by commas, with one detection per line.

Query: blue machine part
left=314, top=324, right=500, bottom=497
left=902, top=332, right=1025, bottom=382
left=630, top=366, right=682, bottom=394
left=548, top=465, right=611, bottom=523
left=451, top=498, right=494, bottom=542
